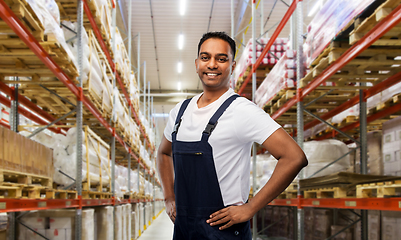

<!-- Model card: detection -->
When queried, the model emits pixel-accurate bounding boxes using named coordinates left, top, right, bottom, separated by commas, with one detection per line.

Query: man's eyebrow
left=199, top=52, right=229, bottom=58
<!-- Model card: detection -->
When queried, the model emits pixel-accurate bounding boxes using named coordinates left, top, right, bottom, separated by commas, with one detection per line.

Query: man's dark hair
left=198, top=32, right=236, bottom=60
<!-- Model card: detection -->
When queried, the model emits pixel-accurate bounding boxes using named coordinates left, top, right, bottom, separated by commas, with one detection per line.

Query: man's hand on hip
left=206, top=204, right=255, bottom=230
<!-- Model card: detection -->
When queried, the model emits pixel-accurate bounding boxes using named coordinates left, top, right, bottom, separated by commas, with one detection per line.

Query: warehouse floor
left=138, top=211, right=174, bottom=240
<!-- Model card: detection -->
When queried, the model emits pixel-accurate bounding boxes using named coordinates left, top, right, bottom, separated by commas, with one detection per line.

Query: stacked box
left=114, top=205, right=122, bottom=240
left=331, top=225, right=352, bottom=240
left=17, top=209, right=94, bottom=240
left=304, top=208, right=315, bottom=240
left=382, top=211, right=401, bottom=240
left=382, top=117, right=401, bottom=176
left=313, top=209, right=333, bottom=240
left=94, top=206, right=113, bottom=240
left=0, top=126, right=53, bottom=179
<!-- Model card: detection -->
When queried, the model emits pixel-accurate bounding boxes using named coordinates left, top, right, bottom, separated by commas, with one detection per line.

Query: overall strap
left=172, top=98, right=192, bottom=141
left=202, top=94, right=240, bottom=140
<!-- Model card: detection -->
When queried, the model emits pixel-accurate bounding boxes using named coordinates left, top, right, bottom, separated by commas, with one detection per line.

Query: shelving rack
left=0, top=0, right=161, bottom=239
left=234, top=0, right=401, bottom=240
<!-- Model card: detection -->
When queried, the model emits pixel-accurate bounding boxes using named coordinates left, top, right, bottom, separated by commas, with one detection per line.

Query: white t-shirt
left=164, top=88, right=281, bottom=206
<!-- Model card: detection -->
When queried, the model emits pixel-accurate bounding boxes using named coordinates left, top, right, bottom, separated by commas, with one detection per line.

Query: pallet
left=57, top=0, right=112, bottom=45
left=2, top=0, right=44, bottom=41
left=356, top=179, right=401, bottom=198
left=0, top=169, right=52, bottom=188
left=0, top=183, right=46, bottom=199
left=349, top=0, right=401, bottom=45
left=304, top=186, right=351, bottom=199
left=44, top=189, right=78, bottom=199
left=82, top=190, right=113, bottom=199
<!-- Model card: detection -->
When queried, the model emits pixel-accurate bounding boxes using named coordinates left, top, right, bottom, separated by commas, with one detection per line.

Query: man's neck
left=197, top=87, right=229, bottom=108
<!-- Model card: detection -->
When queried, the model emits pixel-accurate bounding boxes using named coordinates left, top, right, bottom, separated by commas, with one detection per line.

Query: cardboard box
left=383, top=151, right=395, bottom=163
left=382, top=211, right=401, bottom=240
left=45, top=229, right=71, bottom=240
left=17, top=209, right=93, bottom=240
left=369, top=211, right=380, bottom=240
left=0, top=126, right=53, bottom=179
left=384, top=161, right=401, bottom=175
left=383, top=132, right=395, bottom=144
left=331, top=225, right=352, bottom=240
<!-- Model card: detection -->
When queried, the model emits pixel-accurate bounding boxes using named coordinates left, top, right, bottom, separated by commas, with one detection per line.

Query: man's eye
left=219, top=58, right=228, bottom=62
left=201, top=56, right=209, bottom=60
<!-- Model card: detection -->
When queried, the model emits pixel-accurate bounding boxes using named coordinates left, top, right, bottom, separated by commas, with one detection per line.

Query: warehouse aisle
left=138, top=210, right=174, bottom=240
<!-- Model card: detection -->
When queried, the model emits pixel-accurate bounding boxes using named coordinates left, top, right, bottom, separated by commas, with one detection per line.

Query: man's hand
left=206, top=204, right=255, bottom=230
left=165, top=198, right=176, bottom=223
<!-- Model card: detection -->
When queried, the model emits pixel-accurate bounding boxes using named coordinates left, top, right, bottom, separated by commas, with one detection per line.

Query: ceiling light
left=152, top=113, right=169, bottom=118
left=308, top=0, right=322, bottom=17
left=180, top=0, right=186, bottom=16
left=177, top=82, right=182, bottom=91
left=395, top=56, right=401, bottom=60
left=391, top=64, right=401, bottom=67
left=178, top=34, right=184, bottom=50
left=177, top=62, right=182, bottom=73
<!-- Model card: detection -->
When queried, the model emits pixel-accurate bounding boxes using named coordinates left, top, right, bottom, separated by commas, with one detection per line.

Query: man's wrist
left=164, top=196, right=175, bottom=202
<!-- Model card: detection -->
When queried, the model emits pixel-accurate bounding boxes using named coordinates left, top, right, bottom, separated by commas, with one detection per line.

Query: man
left=157, top=32, right=307, bottom=239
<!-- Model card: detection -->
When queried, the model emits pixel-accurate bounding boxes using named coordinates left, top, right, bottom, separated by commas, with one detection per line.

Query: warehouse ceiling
left=117, top=0, right=316, bottom=141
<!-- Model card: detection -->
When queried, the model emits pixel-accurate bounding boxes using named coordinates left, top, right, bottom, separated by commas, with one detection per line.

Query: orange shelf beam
left=269, top=198, right=401, bottom=211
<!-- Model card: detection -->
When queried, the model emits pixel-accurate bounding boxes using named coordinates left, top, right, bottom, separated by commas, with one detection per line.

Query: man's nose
left=207, top=58, right=217, bottom=69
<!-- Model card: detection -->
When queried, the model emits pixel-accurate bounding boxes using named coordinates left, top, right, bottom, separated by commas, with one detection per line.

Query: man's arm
left=207, top=128, right=308, bottom=230
left=156, top=136, right=176, bottom=223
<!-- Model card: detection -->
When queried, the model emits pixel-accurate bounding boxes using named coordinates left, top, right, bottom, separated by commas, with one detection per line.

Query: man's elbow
left=298, top=153, right=308, bottom=169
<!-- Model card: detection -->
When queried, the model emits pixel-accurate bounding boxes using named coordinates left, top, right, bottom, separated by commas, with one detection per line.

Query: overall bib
left=171, top=95, right=252, bottom=240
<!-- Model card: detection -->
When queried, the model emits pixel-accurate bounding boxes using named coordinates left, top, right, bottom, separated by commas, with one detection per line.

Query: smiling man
left=157, top=32, right=308, bottom=240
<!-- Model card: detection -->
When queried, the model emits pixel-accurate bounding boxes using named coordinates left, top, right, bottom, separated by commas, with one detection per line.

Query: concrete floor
left=138, top=210, right=174, bottom=240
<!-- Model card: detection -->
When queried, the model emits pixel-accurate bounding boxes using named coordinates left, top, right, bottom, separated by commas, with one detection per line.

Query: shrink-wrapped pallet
left=232, top=38, right=289, bottom=88
left=255, top=139, right=351, bottom=186
left=114, top=205, right=122, bottom=240
left=255, top=50, right=297, bottom=108
left=94, top=206, right=113, bottom=240
left=32, top=127, right=111, bottom=189
left=303, top=0, right=375, bottom=66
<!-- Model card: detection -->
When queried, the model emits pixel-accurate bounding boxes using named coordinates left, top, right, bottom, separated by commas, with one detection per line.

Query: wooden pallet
left=0, top=169, right=52, bottom=188
left=57, top=0, right=114, bottom=57
left=350, top=0, right=401, bottom=45
left=2, top=0, right=44, bottom=41
left=82, top=190, right=113, bottom=199
left=44, top=189, right=78, bottom=199
left=304, top=186, right=350, bottom=199
left=357, top=179, right=401, bottom=198
left=0, top=183, right=46, bottom=199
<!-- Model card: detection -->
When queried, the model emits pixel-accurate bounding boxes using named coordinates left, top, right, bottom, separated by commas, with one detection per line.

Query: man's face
left=195, top=38, right=236, bottom=90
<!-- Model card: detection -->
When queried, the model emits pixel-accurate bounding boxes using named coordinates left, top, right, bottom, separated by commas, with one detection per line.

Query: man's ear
left=195, top=59, right=199, bottom=73
left=231, top=61, right=236, bottom=72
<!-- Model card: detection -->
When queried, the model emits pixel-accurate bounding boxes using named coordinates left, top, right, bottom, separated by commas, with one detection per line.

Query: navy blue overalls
left=171, top=95, right=252, bottom=240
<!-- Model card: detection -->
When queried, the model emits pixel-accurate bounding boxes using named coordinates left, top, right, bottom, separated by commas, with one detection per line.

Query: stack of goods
left=18, top=209, right=94, bottom=240
left=113, top=204, right=132, bottom=240
left=139, top=142, right=153, bottom=171
left=382, top=116, right=401, bottom=176
left=30, top=127, right=111, bottom=190
left=254, top=50, right=296, bottom=108
left=232, top=38, right=289, bottom=89
left=303, top=0, right=375, bottom=67
left=114, top=28, right=133, bottom=88
left=253, top=139, right=351, bottom=190
left=1, top=126, right=53, bottom=183
left=62, top=22, right=114, bottom=117
left=129, top=74, right=141, bottom=113
left=113, top=88, right=141, bottom=149
left=144, top=179, right=154, bottom=199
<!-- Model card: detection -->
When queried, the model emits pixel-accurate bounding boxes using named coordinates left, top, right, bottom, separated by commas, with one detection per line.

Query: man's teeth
left=207, top=73, right=218, bottom=76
